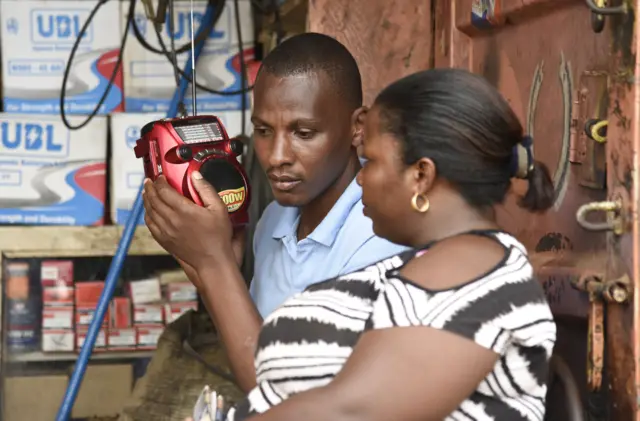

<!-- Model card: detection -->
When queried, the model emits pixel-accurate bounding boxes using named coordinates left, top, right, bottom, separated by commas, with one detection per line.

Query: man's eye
left=254, top=128, right=271, bottom=137
left=296, top=130, right=315, bottom=139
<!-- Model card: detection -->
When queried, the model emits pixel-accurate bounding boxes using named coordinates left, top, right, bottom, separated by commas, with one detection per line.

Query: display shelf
left=0, top=224, right=168, bottom=416
left=6, top=350, right=155, bottom=363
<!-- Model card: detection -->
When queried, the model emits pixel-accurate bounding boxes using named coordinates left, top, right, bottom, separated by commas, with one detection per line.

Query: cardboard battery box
left=5, top=261, right=40, bottom=352
left=42, top=329, right=75, bottom=352
left=75, top=281, right=105, bottom=305
left=164, top=301, right=197, bottom=324
left=42, top=306, right=74, bottom=329
left=165, top=282, right=197, bottom=302
left=76, top=306, right=109, bottom=328
left=43, top=286, right=74, bottom=307
left=133, top=304, right=164, bottom=325
left=76, top=327, right=107, bottom=351
left=107, top=328, right=136, bottom=351
left=41, top=260, right=73, bottom=287
left=110, top=297, right=132, bottom=329
left=0, top=0, right=123, bottom=115
left=136, top=324, right=164, bottom=350
left=7, top=326, right=39, bottom=352
left=121, top=0, right=255, bottom=113
left=165, top=282, right=198, bottom=302
left=0, top=114, right=107, bottom=226
left=108, top=112, right=162, bottom=225
left=108, top=111, right=251, bottom=225
left=128, top=278, right=162, bottom=304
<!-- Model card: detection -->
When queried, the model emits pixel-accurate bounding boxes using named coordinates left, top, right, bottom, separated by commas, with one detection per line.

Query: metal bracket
left=576, top=198, right=624, bottom=234
left=572, top=272, right=632, bottom=304
left=569, top=71, right=609, bottom=189
left=571, top=271, right=631, bottom=391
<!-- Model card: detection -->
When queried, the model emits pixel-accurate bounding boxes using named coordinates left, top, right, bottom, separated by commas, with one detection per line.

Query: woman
left=204, top=68, right=556, bottom=421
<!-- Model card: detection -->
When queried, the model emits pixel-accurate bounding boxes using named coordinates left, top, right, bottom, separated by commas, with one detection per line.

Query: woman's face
left=356, top=107, right=416, bottom=245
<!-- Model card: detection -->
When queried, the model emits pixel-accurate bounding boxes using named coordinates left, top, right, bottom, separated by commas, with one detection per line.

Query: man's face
left=251, top=71, right=355, bottom=207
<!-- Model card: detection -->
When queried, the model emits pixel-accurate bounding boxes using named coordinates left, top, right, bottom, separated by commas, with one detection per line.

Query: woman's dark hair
left=374, top=68, right=555, bottom=212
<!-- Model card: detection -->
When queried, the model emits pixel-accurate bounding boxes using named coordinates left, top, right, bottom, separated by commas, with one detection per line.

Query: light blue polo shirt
left=249, top=177, right=408, bottom=317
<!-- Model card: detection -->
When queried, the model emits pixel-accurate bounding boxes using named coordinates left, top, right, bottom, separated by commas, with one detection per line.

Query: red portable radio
left=133, top=115, right=251, bottom=227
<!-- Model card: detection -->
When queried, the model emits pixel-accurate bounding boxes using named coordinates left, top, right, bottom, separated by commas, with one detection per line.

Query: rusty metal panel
left=435, top=1, right=637, bottom=420
left=602, top=3, right=640, bottom=420
left=307, top=0, right=432, bottom=105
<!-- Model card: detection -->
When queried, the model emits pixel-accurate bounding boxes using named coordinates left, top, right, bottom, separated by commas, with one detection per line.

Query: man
left=142, top=32, right=407, bottom=393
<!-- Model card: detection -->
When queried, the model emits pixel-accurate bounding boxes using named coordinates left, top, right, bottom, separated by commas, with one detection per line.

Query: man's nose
left=269, top=133, right=294, bottom=167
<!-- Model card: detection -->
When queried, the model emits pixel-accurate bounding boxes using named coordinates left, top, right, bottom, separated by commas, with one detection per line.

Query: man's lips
left=268, top=175, right=302, bottom=192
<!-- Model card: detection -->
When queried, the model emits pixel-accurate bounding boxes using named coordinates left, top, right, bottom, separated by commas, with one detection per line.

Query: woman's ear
left=351, top=106, right=368, bottom=150
left=411, top=157, right=438, bottom=196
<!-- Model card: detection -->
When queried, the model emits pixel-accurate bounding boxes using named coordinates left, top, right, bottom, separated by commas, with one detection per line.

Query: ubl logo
left=33, top=11, right=90, bottom=42
left=172, top=11, right=224, bottom=40
left=135, top=10, right=225, bottom=40
left=0, top=122, right=67, bottom=157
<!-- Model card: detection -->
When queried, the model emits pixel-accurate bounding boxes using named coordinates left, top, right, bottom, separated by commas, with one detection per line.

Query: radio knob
left=230, top=138, right=245, bottom=156
left=177, top=145, right=193, bottom=161
left=193, top=151, right=206, bottom=162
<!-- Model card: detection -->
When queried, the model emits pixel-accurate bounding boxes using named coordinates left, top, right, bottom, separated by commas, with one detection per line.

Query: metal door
left=436, top=1, right=638, bottom=420
left=308, top=0, right=433, bottom=105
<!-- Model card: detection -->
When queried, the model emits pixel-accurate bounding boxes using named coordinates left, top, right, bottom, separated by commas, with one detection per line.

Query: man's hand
left=143, top=172, right=241, bottom=271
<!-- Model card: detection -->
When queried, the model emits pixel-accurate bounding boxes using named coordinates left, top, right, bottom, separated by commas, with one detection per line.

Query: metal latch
left=572, top=272, right=631, bottom=391
left=576, top=199, right=623, bottom=234
left=573, top=272, right=631, bottom=304
left=586, top=0, right=628, bottom=33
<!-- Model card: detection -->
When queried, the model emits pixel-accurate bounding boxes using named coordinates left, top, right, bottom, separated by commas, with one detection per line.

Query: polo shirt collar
left=271, top=177, right=362, bottom=247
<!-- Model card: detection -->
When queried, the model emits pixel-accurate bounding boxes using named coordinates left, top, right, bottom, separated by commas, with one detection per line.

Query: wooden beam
left=0, top=226, right=166, bottom=257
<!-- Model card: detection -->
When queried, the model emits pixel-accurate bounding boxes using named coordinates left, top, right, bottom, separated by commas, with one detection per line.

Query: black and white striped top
left=227, top=230, right=556, bottom=421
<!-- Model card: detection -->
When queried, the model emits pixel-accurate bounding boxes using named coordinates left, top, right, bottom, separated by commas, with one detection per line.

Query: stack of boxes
left=164, top=282, right=199, bottom=323
left=109, top=297, right=136, bottom=350
left=75, top=281, right=109, bottom=351
left=37, top=260, right=198, bottom=354
left=130, top=278, right=164, bottom=350
left=0, top=0, right=255, bottom=226
left=129, top=278, right=198, bottom=349
left=41, top=261, right=75, bottom=352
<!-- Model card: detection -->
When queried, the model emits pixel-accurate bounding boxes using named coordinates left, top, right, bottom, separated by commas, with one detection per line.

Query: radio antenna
left=189, top=0, right=197, bottom=116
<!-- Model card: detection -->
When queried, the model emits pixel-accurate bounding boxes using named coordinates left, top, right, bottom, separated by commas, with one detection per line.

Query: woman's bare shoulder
left=398, top=233, right=511, bottom=291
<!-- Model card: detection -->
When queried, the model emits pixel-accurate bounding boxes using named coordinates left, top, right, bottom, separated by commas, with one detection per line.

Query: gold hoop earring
left=411, top=193, right=430, bottom=213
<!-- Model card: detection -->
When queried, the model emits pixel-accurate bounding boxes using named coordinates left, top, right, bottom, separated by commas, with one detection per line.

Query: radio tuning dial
left=177, top=145, right=193, bottom=161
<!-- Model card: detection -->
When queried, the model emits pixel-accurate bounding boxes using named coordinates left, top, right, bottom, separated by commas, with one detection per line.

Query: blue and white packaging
left=121, top=0, right=254, bottom=113
left=110, top=111, right=252, bottom=225
left=0, top=0, right=124, bottom=115
left=0, top=114, right=108, bottom=226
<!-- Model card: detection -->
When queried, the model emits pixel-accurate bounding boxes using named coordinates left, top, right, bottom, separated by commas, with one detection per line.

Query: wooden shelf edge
left=5, top=350, right=156, bottom=363
left=0, top=226, right=167, bottom=257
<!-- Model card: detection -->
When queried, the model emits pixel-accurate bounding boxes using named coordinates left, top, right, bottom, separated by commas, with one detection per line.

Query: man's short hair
left=258, top=32, right=363, bottom=110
